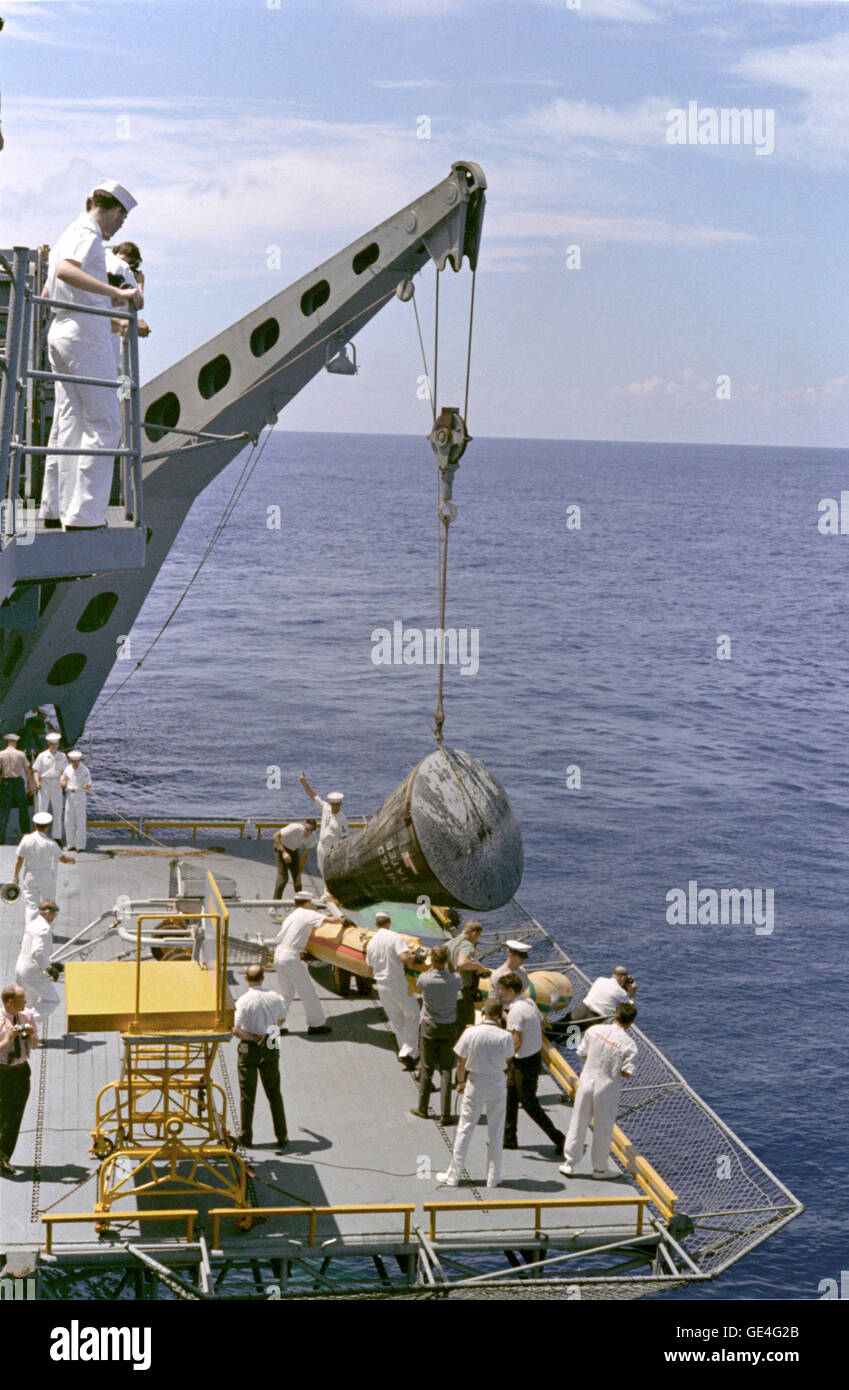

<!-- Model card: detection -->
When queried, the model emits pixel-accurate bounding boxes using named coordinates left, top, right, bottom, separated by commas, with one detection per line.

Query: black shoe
left=440, top=1115, right=455, bottom=1126
left=503, top=1140, right=519, bottom=1150
left=307, top=1025, right=331, bottom=1035
left=275, top=1139, right=289, bottom=1151
left=43, top=518, right=61, bottom=529
left=0, top=1157, right=15, bottom=1176
left=400, top=1056, right=417, bottom=1072
left=409, top=1108, right=429, bottom=1119
left=236, top=1135, right=253, bottom=1149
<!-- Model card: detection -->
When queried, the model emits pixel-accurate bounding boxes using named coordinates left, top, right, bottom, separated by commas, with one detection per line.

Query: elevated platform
left=64, top=960, right=232, bottom=1033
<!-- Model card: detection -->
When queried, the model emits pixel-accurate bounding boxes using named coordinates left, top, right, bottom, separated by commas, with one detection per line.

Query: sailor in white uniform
left=32, top=733, right=67, bottom=831
left=365, top=913, right=420, bottom=1067
left=15, top=900, right=61, bottom=1031
left=559, top=1002, right=638, bottom=1178
left=13, top=813, right=74, bottom=925
left=273, top=890, right=337, bottom=1034
left=437, top=1000, right=514, bottom=1189
left=60, top=750, right=91, bottom=850
left=299, top=773, right=348, bottom=878
left=40, top=179, right=142, bottom=529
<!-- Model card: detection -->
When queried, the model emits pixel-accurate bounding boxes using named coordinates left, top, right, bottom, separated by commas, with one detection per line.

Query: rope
left=463, top=266, right=477, bottom=429
left=88, top=424, right=275, bottom=723
left=411, top=293, right=436, bottom=426
left=432, top=269, right=440, bottom=422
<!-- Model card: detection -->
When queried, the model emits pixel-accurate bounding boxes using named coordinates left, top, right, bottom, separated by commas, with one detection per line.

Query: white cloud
left=521, top=95, right=673, bottom=148
left=734, top=30, right=849, bottom=163
left=490, top=209, right=754, bottom=245
left=351, top=0, right=658, bottom=19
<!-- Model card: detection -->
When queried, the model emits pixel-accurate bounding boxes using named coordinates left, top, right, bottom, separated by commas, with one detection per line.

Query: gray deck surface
left=0, top=833, right=641, bottom=1263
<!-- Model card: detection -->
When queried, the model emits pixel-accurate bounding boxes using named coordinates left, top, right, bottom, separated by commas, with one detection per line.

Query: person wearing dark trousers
left=271, top=819, right=318, bottom=901
left=499, top=973, right=565, bottom=1158
left=0, top=984, right=38, bottom=1175
left=233, top=965, right=288, bottom=1150
left=410, top=945, right=462, bottom=1124
left=0, top=734, right=34, bottom=843
left=445, top=919, right=490, bottom=1036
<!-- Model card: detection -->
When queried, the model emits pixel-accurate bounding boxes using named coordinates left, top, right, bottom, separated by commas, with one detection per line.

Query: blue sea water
left=89, top=431, right=849, bottom=1301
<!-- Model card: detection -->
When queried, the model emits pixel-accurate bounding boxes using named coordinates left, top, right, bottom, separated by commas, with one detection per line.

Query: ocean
left=88, top=430, right=849, bottom=1301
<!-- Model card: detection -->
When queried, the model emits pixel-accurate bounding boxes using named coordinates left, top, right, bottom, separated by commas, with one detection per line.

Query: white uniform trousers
left=64, top=789, right=87, bottom=850
left=37, top=779, right=63, bottom=828
left=41, top=320, right=119, bottom=528
left=374, top=979, right=419, bottom=1059
left=562, top=1076, right=621, bottom=1173
left=21, top=875, right=55, bottom=927
left=274, top=950, right=326, bottom=1028
left=445, top=1075, right=507, bottom=1185
left=14, top=959, right=60, bottom=1030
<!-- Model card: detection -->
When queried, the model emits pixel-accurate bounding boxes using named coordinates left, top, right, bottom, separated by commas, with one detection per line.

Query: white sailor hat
left=3, top=732, right=20, bottom=742
left=33, top=812, right=53, bottom=826
left=68, top=749, right=83, bottom=760
left=506, top=939, right=531, bottom=955
left=92, top=178, right=137, bottom=213
left=46, top=732, right=61, bottom=743
left=327, top=791, right=344, bottom=804
left=374, top=911, right=391, bottom=924
left=294, top=890, right=313, bottom=902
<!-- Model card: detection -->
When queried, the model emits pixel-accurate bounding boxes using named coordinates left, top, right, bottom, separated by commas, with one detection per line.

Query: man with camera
left=567, top=965, right=638, bottom=1028
left=0, top=984, right=38, bottom=1175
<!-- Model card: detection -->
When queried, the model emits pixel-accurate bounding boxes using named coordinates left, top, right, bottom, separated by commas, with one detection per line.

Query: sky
left=1, top=0, right=848, bottom=445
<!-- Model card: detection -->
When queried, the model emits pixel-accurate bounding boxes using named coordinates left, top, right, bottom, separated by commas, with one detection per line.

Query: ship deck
left=0, top=829, right=800, bottom=1299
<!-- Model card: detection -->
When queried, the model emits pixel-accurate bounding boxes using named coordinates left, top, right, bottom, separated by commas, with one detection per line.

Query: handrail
left=42, top=1209, right=197, bottom=1254
left=144, top=818, right=247, bottom=840
left=422, top=1195, right=651, bottom=1243
left=541, top=1041, right=678, bottom=1220
left=209, top=1203, right=415, bottom=1251
left=206, top=872, right=230, bottom=1023
left=131, top=912, right=219, bottom=1027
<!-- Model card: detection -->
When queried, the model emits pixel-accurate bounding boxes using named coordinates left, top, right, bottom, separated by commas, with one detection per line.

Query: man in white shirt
left=568, top=966, right=638, bottom=1027
left=60, top=750, right=91, bottom=850
left=272, top=819, right=318, bottom=901
left=32, top=733, right=67, bottom=831
left=487, top=940, right=532, bottom=1007
left=41, top=179, right=142, bottom=530
left=560, top=1002, right=639, bottom=1179
left=437, top=1000, right=514, bottom=1189
left=499, top=973, right=565, bottom=1157
left=13, top=812, right=74, bottom=924
left=299, top=773, right=348, bottom=879
left=15, top=900, right=61, bottom=1030
left=273, top=889, right=338, bottom=1034
left=365, top=912, right=420, bottom=1068
left=233, top=964, right=288, bottom=1150
left=0, top=986, right=39, bottom=1175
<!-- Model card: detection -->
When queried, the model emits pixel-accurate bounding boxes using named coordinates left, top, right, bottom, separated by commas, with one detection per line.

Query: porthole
left=46, top=652, right=87, bottom=686
left=353, top=243, right=379, bottom=275
left=144, top=391, right=181, bottom=444
left=300, top=280, right=330, bottom=316
left=198, top=353, right=232, bottom=400
left=77, top=592, right=119, bottom=633
left=250, top=317, right=280, bottom=357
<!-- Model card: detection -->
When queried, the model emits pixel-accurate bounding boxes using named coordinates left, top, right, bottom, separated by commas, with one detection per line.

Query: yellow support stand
left=65, top=873, right=255, bottom=1229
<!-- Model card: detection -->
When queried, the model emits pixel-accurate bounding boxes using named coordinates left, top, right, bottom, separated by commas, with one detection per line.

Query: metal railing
left=422, top=1195, right=652, bottom=1242
left=42, top=1209, right=197, bottom=1254
left=1, top=246, right=143, bottom=536
left=209, top=1203, right=415, bottom=1251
